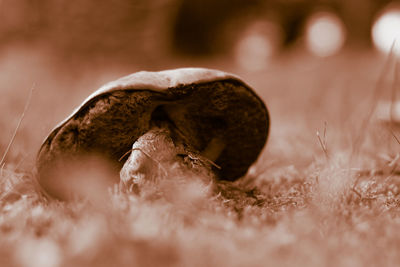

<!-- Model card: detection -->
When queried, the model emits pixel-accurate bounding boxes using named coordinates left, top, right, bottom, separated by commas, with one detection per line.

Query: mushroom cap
left=37, top=68, right=269, bottom=182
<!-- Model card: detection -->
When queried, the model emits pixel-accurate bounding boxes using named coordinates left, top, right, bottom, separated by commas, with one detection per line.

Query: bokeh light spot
left=372, top=6, right=400, bottom=56
left=305, top=11, right=346, bottom=57
left=234, top=20, right=282, bottom=71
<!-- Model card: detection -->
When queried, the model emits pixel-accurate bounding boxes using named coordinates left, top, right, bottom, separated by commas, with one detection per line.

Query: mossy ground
left=1, top=46, right=400, bottom=267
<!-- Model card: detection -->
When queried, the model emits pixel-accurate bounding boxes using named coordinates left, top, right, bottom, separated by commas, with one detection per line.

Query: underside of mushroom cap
left=37, top=68, right=269, bottom=184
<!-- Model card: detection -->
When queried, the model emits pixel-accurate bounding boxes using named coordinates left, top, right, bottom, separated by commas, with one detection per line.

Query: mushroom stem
left=119, top=124, right=216, bottom=192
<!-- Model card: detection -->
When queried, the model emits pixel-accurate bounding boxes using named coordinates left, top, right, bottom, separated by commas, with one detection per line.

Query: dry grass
left=2, top=46, right=400, bottom=267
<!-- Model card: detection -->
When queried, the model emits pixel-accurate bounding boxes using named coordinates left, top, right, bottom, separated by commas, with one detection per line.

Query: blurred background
left=2, top=0, right=400, bottom=67
left=1, top=0, right=400, bottom=168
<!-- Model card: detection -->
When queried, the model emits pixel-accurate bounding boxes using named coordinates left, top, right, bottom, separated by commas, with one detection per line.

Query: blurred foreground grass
left=2, top=45, right=400, bottom=266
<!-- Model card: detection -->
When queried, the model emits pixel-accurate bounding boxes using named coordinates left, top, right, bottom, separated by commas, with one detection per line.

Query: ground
left=1, top=45, right=400, bottom=267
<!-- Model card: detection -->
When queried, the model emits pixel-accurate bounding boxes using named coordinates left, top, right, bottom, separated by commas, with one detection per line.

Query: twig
left=185, top=152, right=221, bottom=169
left=0, top=84, right=35, bottom=166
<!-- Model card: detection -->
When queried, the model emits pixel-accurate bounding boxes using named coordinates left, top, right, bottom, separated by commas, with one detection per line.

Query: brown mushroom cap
left=37, top=68, right=269, bottom=183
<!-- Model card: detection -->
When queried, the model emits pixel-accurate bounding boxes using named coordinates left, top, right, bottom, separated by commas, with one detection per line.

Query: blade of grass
left=316, top=121, right=329, bottom=161
left=0, top=84, right=35, bottom=166
left=351, top=44, right=397, bottom=161
left=351, top=45, right=397, bottom=189
left=390, top=128, right=400, bottom=145
left=390, top=59, right=400, bottom=124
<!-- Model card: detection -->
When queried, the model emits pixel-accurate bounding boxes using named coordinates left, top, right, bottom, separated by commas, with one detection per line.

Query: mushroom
left=36, top=68, right=269, bottom=200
